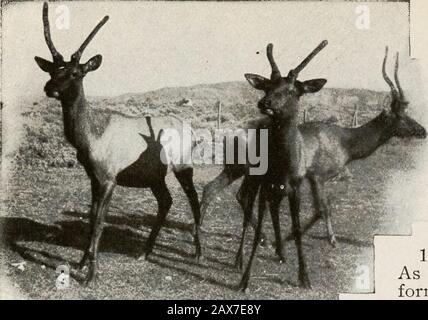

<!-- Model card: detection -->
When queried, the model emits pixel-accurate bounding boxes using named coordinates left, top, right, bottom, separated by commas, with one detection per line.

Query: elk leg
left=234, top=175, right=259, bottom=271
left=308, top=176, right=336, bottom=246
left=236, top=175, right=266, bottom=246
left=288, top=182, right=311, bottom=288
left=144, top=182, right=172, bottom=260
left=284, top=177, right=336, bottom=244
left=238, top=185, right=267, bottom=292
left=79, top=178, right=99, bottom=270
left=200, top=164, right=245, bottom=223
left=284, top=213, right=321, bottom=242
left=174, top=168, right=202, bottom=261
left=84, top=180, right=115, bottom=285
left=234, top=204, right=251, bottom=272
left=269, top=196, right=285, bottom=263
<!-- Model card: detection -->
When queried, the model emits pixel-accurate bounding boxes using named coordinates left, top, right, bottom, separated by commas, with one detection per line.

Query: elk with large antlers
left=238, top=42, right=426, bottom=291
left=34, top=2, right=203, bottom=285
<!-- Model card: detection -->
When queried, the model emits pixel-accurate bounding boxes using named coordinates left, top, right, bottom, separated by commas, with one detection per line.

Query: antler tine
left=293, top=40, right=328, bottom=76
left=394, top=52, right=405, bottom=99
left=71, top=15, right=109, bottom=62
left=382, top=47, right=398, bottom=97
left=266, top=43, right=282, bottom=81
left=42, top=2, right=64, bottom=64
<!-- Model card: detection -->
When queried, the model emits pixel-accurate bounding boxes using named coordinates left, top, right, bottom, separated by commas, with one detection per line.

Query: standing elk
left=200, top=45, right=333, bottom=264
left=34, top=2, right=202, bottom=285
left=201, top=44, right=427, bottom=273
left=238, top=42, right=427, bottom=291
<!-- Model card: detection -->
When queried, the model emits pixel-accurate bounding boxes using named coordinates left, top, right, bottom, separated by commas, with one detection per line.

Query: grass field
left=0, top=82, right=424, bottom=299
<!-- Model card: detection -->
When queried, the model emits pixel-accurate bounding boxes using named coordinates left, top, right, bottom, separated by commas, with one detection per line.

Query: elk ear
left=244, top=73, right=271, bottom=91
left=299, top=78, right=327, bottom=94
left=35, top=56, right=54, bottom=73
left=82, top=55, right=102, bottom=74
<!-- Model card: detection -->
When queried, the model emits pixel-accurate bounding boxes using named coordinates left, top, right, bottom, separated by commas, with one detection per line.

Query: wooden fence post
left=217, top=101, right=222, bottom=129
left=303, top=109, right=308, bottom=123
left=352, top=105, right=359, bottom=127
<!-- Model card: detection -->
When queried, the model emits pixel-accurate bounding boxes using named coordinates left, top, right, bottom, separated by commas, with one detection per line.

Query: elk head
left=245, top=41, right=328, bottom=121
left=382, top=47, right=426, bottom=139
left=34, top=2, right=109, bottom=101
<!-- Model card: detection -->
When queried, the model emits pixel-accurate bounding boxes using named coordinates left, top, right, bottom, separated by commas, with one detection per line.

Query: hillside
left=8, top=81, right=389, bottom=168
left=96, top=82, right=388, bottom=127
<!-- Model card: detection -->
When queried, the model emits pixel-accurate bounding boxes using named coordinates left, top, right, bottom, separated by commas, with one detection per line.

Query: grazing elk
left=34, top=2, right=202, bottom=285
left=238, top=42, right=427, bottom=291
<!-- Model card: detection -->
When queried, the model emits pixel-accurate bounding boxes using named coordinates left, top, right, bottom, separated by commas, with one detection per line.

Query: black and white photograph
left=1, top=0, right=428, bottom=303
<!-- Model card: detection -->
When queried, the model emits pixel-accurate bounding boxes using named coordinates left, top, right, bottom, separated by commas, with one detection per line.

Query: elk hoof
left=193, top=252, right=203, bottom=263
left=329, top=235, right=337, bottom=247
left=82, top=269, right=97, bottom=287
left=275, top=249, right=286, bottom=264
left=299, top=275, right=311, bottom=289
left=137, top=251, right=151, bottom=262
left=238, top=279, right=249, bottom=293
left=83, top=277, right=97, bottom=288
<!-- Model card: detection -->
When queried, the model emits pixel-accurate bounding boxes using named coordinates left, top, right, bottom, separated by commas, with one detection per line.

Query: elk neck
left=59, top=82, right=94, bottom=152
left=268, top=113, right=302, bottom=177
left=270, top=114, right=301, bottom=150
left=345, top=110, right=396, bottom=161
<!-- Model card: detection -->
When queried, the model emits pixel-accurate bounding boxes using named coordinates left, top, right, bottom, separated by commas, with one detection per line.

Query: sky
left=3, top=1, right=411, bottom=99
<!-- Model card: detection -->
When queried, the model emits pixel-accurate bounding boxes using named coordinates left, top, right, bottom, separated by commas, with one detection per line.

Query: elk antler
left=382, top=47, right=398, bottom=98
left=292, top=40, right=328, bottom=77
left=71, top=15, right=109, bottom=63
left=42, top=2, right=64, bottom=64
left=394, top=52, right=405, bottom=100
left=266, top=43, right=282, bottom=81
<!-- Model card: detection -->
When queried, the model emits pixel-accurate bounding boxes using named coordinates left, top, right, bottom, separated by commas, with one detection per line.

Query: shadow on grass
left=1, top=216, right=147, bottom=281
left=62, top=210, right=241, bottom=255
left=63, top=210, right=243, bottom=256
left=308, top=234, right=373, bottom=248
left=62, top=210, right=192, bottom=234
left=147, top=252, right=240, bottom=292
left=0, top=215, right=238, bottom=288
left=148, top=251, right=297, bottom=292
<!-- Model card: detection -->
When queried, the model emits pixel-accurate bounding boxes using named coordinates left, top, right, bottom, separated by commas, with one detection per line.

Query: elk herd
left=33, top=3, right=426, bottom=291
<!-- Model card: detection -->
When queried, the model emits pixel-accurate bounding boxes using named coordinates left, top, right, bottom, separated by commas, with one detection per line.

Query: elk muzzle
left=44, top=81, right=60, bottom=99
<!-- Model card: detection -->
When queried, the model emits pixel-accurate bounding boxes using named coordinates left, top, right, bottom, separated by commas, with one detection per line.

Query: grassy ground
left=0, top=139, right=421, bottom=299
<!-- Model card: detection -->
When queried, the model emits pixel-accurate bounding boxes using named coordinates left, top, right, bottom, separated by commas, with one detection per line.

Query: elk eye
left=71, top=71, right=79, bottom=78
